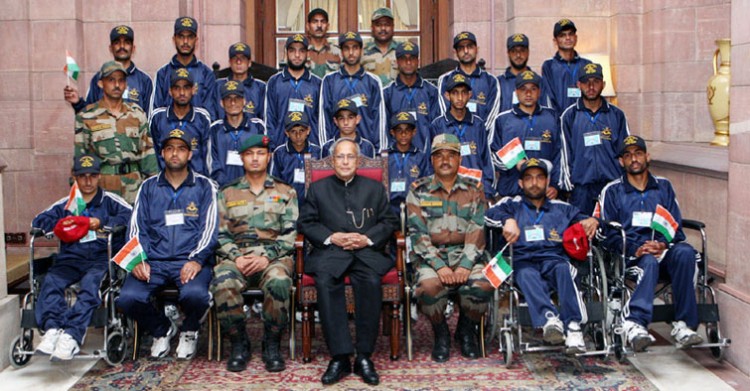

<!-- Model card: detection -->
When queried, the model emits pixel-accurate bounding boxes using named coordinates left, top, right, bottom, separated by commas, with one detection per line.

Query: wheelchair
left=8, top=226, right=130, bottom=368
left=487, top=227, right=610, bottom=368
left=600, top=219, right=731, bottom=362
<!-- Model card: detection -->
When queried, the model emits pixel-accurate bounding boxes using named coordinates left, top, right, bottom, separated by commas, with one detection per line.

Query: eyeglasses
left=334, top=154, right=357, bottom=161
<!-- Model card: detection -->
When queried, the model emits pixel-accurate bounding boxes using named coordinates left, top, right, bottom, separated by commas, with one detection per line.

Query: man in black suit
left=298, top=138, right=399, bottom=386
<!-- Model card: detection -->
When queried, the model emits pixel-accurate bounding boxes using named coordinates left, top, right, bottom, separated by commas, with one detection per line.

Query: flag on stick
left=651, top=205, right=679, bottom=242
left=458, top=165, right=482, bottom=181
left=64, top=182, right=86, bottom=216
left=64, top=50, right=80, bottom=81
left=112, top=236, right=147, bottom=272
left=495, top=137, right=527, bottom=169
left=483, top=252, right=513, bottom=289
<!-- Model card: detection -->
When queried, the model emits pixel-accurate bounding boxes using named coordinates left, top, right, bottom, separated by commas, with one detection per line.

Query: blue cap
left=284, top=111, right=310, bottom=131
left=444, top=73, right=472, bottom=91
left=170, top=68, right=194, bottom=86
left=161, top=127, right=196, bottom=148
left=174, top=16, right=198, bottom=35
left=110, top=25, right=134, bottom=42
left=578, top=63, right=603, bottom=82
left=553, top=18, right=576, bottom=37
left=339, top=31, right=363, bottom=46
left=453, top=31, right=477, bottom=48
left=334, top=98, right=359, bottom=116
left=619, top=135, right=648, bottom=157
left=395, top=41, right=419, bottom=58
left=285, top=33, right=309, bottom=49
left=390, top=111, right=416, bottom=129
left=507, top=33, right=529, bottom=50
left=515, top=70, right=542, bottom=89
left=73, top=154, right=101, bottom=176
left=228, top=42, right=251, bottom=59
left=520, top=158, right=551, bottom=176
left=220, top=81, right=243, bottom=99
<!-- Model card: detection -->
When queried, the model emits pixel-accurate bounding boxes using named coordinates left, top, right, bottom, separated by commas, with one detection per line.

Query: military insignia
left=190, top=137, right=198, bottom=149
left=116, top=26, right=130, bottom=35
left=453, top=74, right=466, bottom=83
left=542, top=130, right=552, bottom=142
left=397, top=112, right=411, bottom=121
left=289, top=111, right=303, bottom=122
left=624, top=135, right=638, bottom=145
left=559, top=19, right=571, bottom=26
left=477, top=92, right=486, bottom=103
left=359, top=94, right=368, bottom=107
left=549, top=228, right=562, bottom=242
left=292, top=33, right=305, bottom=42
left=80, top=155, right=95, bottom=167
left=304, top=94, right=314, bottom=107
left=267, top=195, right=284, bottom=203
left=128, top=88, right=139, bottom=99
left=245, top=101, right=255, bottom=113
left=233, top=43, right=246, bottom=52
left=601, top=127, right=612, bottom=140
left=90, top=123, right=112, bottom=132
left=583, top=63, right=598, bottom=74
left=226, top=81, right=239, bottom=91
left=176, top=68, right=190, bottom=78
left=226, top=199, right=248, bottom=208
left=169, top=129, right=185, bottom=138
left=457, top=32, right=469, bottom=41
left=513, top=34, right=525, bottom=42
left=409, top=165, right=420, bottom=178
left=185, top=201, right=199, bottom=217
left=181, top=18, right=194, bottom=27
left=403, top=41, right=414, bottom=51
left=345, top=31, right=357, bottom=39
left=527, top=157, right=540, bottom=167
left=338, top=99, right=351, bottom=108
left=418, top=102, right=428, bottom=115
left=522, top=70, right=535, bottom=80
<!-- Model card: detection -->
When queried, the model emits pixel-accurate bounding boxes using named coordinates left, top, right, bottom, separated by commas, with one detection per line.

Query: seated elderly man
left=297, top=138, right=399, bottom=386
left=406, top=133, right=494, bottom=362
left=485, top=158, right=598, bottom=354
left=32, top=154, right=132, bottom=360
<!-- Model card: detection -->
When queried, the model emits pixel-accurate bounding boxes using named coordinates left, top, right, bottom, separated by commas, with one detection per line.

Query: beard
left=288, top=60, right=305, bottom=71
left=510, top=60, right=527, bottom=71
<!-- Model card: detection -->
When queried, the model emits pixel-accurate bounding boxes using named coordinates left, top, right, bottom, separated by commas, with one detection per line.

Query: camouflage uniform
left=306, top=41, right=341, bottom=79
left=362, top=40, right=399, bottom=86
left=210, top=175, right=298, bottom=336
left=406, top=174, right=493, bottom=323
left=74, top=101, right=158, bottom=204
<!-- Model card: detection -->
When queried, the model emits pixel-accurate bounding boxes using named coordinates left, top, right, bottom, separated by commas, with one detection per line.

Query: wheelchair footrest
left=651, top=303, right=720, bottom=324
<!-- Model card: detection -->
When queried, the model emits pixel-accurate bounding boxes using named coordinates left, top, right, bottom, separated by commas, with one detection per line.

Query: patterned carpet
left=72, top=314, right=656, bottom=391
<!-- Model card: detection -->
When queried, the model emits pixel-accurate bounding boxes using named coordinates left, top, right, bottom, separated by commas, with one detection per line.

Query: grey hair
left=329, top=137, right=361, bottom=157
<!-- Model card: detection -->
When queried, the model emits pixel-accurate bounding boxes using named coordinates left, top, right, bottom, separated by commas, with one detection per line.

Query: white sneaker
left=175, top=331, right=199, bottom=360
left=542, top=313, right=565, bottom=345
left=50, top=333, right=79, bottom=361
left=565, top=322, right=586, bottom=354
left=623, top=320, right=654, bottom=352
left=671, top=320, right=703, bottom=348
left=36, top=328, right=64, bottom=355
left=150, top=322, right=177, bottom=359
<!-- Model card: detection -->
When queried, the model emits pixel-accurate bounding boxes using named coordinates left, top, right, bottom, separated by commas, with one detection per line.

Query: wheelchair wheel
left=105, top=330, right=128, bottom=366
left=9, top=331, right=33, bottom=368
left=500, top=330, right=513, bottom=368
left=706, top=323, right=725, bottom=362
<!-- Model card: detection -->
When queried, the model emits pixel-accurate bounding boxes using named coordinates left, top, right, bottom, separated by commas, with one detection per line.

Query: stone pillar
left=0, top=159, right=22, bottom=370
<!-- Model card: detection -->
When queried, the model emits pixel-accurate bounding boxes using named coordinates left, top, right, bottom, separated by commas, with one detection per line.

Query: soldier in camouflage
left=210, top=134, right=298, bottom=373
left=306, top=8, right=341, bottom=78
left=362, top=7, right=399, bottom=85
left=406, top=133, right=493, bottom=362
left=74, top=61, right=158, bottom=204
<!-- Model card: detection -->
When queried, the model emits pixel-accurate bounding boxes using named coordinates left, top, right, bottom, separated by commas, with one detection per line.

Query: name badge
left=390, top=180, right=406, bottom=193
left=467, top=100, right=478, bottom=113
left=512, top=91, right=519, bottom=104
left=524, top=140, right=541, bottom=151
left=460, top=142, right=472, bottom=156
left=632, top=211, right=653, bottom=227
left=524, top=225, right=545, bottom=242
left=165, top=209, right=185, bottom=226
left=409, top=110, right=418, bottom=119
left=79, top=230, right=97, bottom=243
left=226, top=150, right=243, bottom=166
left=349, top=95, right=364, bottom=107
left=288, top=99, right=306, bottom=112
left=567, top=87, right=581, bottom=98
left=294, top=168, right=305, bottom=184
left=583, top=132, right=602, bottom=147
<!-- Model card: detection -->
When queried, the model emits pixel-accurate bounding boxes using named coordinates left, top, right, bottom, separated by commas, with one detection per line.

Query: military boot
left=262, top=325, right=286, bottom=372
left=226, top=327, right=251, bottom=372
left=455, top=313, right=480, bottom=359
left=431, top=321, right=451, bottom=362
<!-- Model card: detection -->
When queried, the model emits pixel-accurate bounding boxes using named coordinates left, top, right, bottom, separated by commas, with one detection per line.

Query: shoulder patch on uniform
left=220, top=177, right=243, bottom=190
left=269, top=174, right=292, bottom=188
left=411, top=176, right=432, bottom=189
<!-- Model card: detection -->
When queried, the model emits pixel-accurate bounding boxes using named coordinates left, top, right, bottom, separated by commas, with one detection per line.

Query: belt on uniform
left=100, top=162, right=140, bottom=175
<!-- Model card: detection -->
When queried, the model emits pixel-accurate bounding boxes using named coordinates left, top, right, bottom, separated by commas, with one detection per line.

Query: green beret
left=239, top=134, right=271, bottom=153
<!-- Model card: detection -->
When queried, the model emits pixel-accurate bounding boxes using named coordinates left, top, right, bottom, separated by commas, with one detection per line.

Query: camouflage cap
left=220, top=80, right=243, bottom=99
left=73, top=153, right=101, bottom=176
left=390, top=111, right=416, bottom=129
left=228, top=42, right=251, bottom=59
left=286, top=33, right=309, bottom=49
left=239, top=134, right=271, bottom=153
left=453, top=31, right=477, bottom=49
left=339, top=31, right=363, bottom=47
left=110, top=25, right=134, bottom=42
left=284, top=111, right=310, bottom=131
left=431, top=133, right=461, bottom=154
left=175, top=16, right=198, bottom=35
left=553, top=18, right=576, bottom=37
left=506, top=33, right=529, bottom=50
left=372, top=7, right=394, bottom=21
left=520, top=158, right=551, bottom=176
left=170, top=67, right=194, bottom=87
left=515, top=70, right=542, bottom=89
left=444, top=73, right=472, bottom=91
left=579, top=63, right=604, bottom=82
left=619, top=135, right=647, bottom=157
left=395, top=41, right=419, bottom=58
left=334, top=98, right=359, bottom=116
left=100, top=61, right=127, bottom=78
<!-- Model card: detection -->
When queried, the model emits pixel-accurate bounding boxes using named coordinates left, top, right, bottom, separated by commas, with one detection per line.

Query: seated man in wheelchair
left=32, top=154, right=132, bottom=360
left=599, top=135, right=702, bottom=351
left=116, top=128, right=218, bottom=360
left=485, top=158, right=598, bottom=354
left=406, top=133, right=494, bottom=363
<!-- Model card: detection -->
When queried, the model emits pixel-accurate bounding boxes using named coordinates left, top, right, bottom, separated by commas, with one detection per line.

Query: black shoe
left=226, top=331, right=251, bottom=372
left=353, top=355, right=380, bottom=386
left=455, top=314, right=480, bottom=359
left=431, top=321, right=451, bottom=362
left=262, top=326, right=286, bottom=372
left=321, top=357, right=351, bottom=385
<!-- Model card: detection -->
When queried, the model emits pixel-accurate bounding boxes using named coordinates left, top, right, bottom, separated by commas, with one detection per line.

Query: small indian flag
left=651, top=205, right=679, bottom=242
left=112, top=236, right=147, bottom=272
left=592, top=201, right=601, bottom=218
left=64, top=50, right=80, bottom=81
left=496, top=137, right=527, bottom=170
left=458, top=165, right=482, bottom=181
left=483, top=252, right=513, bottom=289
left=64, top=182, right=86, bottom=216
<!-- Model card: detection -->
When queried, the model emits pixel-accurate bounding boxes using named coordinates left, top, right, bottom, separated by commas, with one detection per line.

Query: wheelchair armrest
left=682, top=219, right=705, bottom=231
left=30, top=228, right=44, bottom=237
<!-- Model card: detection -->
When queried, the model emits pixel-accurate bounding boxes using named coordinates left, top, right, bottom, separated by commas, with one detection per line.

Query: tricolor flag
left=483, top=252, right=513, bottom=289
left=651, top=205, right=679, bottom=242
left=64, top=50, right=80, bottom=81
left=592, top=201, right=601, bottom=219
left=458, top=165, right=482, bottom=181
left=64, top=182, right=86, bottom=216
left=496, top=137, right=527, bottom=169
left=112, top=236, right=147, bottom=272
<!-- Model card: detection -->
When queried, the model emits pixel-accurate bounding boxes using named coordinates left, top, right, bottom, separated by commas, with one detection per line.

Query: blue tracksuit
left=150, top=105, right=212, bottom=176
left=386, top=143, right=432, bottom=215
left=214, top=75, right=266, bottom=121
left=318, top=67, right=386, bottom=152
left=485, top=196, right=588, bottom=327
left=73, top=62, right=153, bottom=117
left=599, top=173, right=699, bottom=328
left=437, top=66, right=500, bottom=130
left=541, top=52, right=592, bottom=117
left=116, top=170, right=218, bottom=335
left=270, top=141, right=321, bottom=206
left=497, top=67, right=552, bottom=113
left=264, top=68, right=322, bottom=148
left=430, top=112, right=495, bottom=199
left=320, top=135, right=376, bottom=159
left=489, top=104, right=563, bottom=197
left=382, top=75, right=440, bottom=153
left=32, top=188, right=132, bottom=343
left=560, top=98, right=630, bottom=214
left=208, top=115, right=266, bottom=187
left=150, top=55, right=218, bottom=120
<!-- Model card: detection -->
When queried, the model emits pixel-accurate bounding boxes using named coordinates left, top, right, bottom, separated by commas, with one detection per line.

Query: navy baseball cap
left=284, top=111, right=310, bottom=131
left=390, top=111, right=416, bottom=129
left=520, top=158, right=551, bottom=176
left=174, top=16, right=198, bottom=35
left=579, top=63, right=604, bottom=82
left=444, top=73, right=472, bottom=91
left=110, top=25, right=134, bottom=42
left=396, top=41, right=419, bottom=58
left=286, top=33, right=309, bottom=49
left=507, top=33, right=529, bottom=50
left=553, top=18, right=576, bottom=37
left=228, top=42, right=251, bottom=59
left=515, top=70, right=542, bottom=89
left=161, top=127, right=196, bottom=148
left=73, top=154, right=101, bottom=176
left=170, top=68, right=194, bottom=86
left=335, top=98, right=359, bottom=116
left=453, top=31, right=477, bottom=49
left=220, top=81, right=243, bottom=99
left=619, top=135, right=648, bottom=157
left=339, top=31, right=363, bottom=46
